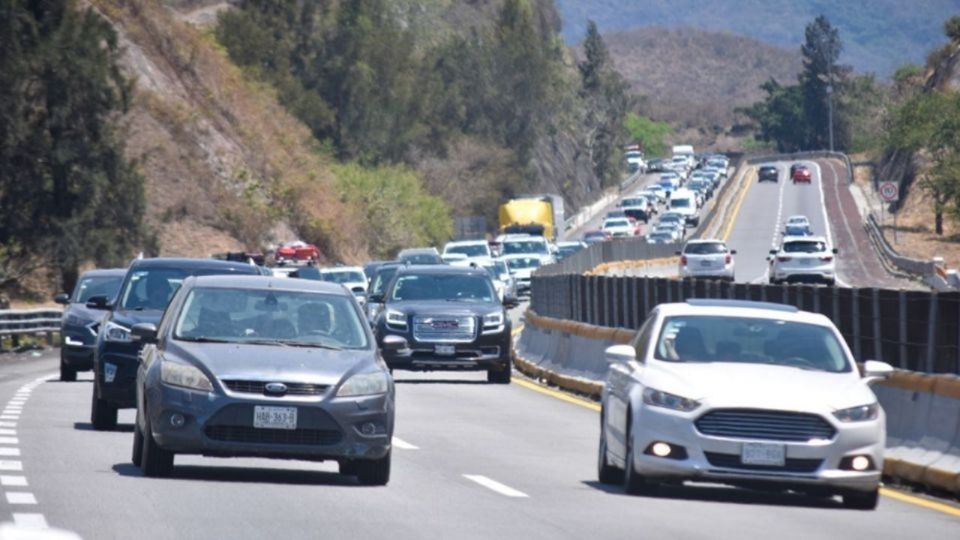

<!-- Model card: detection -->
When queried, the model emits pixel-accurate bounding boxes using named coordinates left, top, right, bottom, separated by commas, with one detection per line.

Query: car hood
left=642, top=361, right=875, bottom=412
left=64, top=304, right=106, bottom=326
left=387, top=300, right=501, bottom=317
left=166, top=341, right=375, bottom=386
left=112, top=309, right=164, bottom=328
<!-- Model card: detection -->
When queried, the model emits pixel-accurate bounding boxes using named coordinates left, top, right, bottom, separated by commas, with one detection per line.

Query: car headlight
left=385, top=309, right=407, bottom=330
left=833, top=403, right=879, bottom=422
left=160, top=359, right=213, bottom=392
left=482, top=311, right=505, bottom=334
left=337, top=371, right=389, bottom=397
left=642, top=387, right=700, bottom=412
left=103, top=321, right=132, bottom=343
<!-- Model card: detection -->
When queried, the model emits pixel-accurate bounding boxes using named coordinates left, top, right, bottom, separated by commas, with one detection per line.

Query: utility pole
left=827, top=81, right=834, bottom=152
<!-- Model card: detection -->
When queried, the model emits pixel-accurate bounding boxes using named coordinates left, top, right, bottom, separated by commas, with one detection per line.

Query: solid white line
left=463, top=475, right=529, bottom=498
left=12, top=513, right=48, bottom=529
left=392, top=437, right=419, bottom=450
left=0, top=429, right=16, bottom=436
left=0, top=422, right=17, bottom=428
left=6, top=492, right=37, bottom=504
left=0, top=461, right=22, bottom=471
left=0, top=448, right=21, bottom=457
left=0, top=437, right=19, bottom=445
left=1, top=475, right=28, bottom=486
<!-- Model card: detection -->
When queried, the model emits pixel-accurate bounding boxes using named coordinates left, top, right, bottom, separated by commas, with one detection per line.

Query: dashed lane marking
left=0, top=476, right=27, bottom=487
left=463, top=475, right=529, bottom=498
left=392, top=437, right=419, bottom=450
left=13, top=513, right=48, bottom=529
left=5, top=492, right=37, bottom=505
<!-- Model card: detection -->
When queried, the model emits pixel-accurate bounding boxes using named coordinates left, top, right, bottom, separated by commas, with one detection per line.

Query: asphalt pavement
left=0, top=349, right=956, bottom=539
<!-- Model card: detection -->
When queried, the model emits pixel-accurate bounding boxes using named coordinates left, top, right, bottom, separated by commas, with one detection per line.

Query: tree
left=799, top=15, right=850, bottom=151
left=579, top=21, right=609, bottom=94
left=741, top=79, right=807, bottom=152
left=623, top=113, right=671, bottom=157
left=0, top=0, right=145, bottom=292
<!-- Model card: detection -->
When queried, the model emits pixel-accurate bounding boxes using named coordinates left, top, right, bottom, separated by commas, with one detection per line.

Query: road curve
left=0, top=350, right=955, bottom=538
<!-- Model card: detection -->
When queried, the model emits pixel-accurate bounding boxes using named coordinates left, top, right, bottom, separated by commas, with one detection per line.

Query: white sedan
left=598, top=299, right=892, bottom=509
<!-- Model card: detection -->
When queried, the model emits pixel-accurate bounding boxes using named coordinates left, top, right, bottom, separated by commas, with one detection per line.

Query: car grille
left=412, top=316, right=476, bottom=343
left=695, top=409, right=836, bottom=442
left=221, top=380, right=329, bottom=397
left=204, top=425, right=342, bottom=446
left=704, top=452, right=823, bottom=473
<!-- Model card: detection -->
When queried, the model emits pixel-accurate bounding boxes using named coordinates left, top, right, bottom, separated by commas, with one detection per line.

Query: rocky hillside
left=90, top=0, right=367, bottom=262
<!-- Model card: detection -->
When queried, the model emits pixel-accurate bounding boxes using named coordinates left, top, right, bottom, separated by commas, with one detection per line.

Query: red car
left=274, top=240, right=320, bottom=264
left=791, top=163, right=812, bottom=183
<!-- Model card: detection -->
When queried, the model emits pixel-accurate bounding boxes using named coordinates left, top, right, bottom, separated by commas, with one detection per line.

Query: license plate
left=700, top=260, right=713, bottom=267
left=253, top=406, right=297, bottom=430
left=435, top=344, right=456, bottom=356
left=741, top=442, right=785, bottom=466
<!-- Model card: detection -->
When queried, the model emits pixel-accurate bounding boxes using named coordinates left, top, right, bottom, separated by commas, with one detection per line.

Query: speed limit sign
left=879, top=181, right=899, bottom=202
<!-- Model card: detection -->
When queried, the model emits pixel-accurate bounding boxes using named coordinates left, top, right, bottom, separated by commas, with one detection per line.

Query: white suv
left=442, top=240, right=492, bottom=262
left=678, top=239, right=735, bottom=281
left=768, top=236, right=837, bottom=285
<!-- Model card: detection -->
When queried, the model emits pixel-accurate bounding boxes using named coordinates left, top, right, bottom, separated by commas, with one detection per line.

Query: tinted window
left=400, top=253, right=442, bottom=264
left=654, top=315, right=850, bottom=373
left=670, top=198, right=691, bottom=208
left=783, top=241, right=827, bottom=253
left=684, top=243, right=726, bottom=255
left=119, top=269, right=188, bottom=311
left=389, top=274, right=495, bottom=303
left=320, top=270, right=365, bottom=284
left=370, top=267, right=400, bottom=297
left=174, top=288, right=368, bottom=349
left=72, top=275, right=122, bottom=303
left=502, top=241, right=548, bottom=255
left=445, top=244, right=489, bottom=257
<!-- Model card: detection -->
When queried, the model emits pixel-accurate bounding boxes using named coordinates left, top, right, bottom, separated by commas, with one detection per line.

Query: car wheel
left=842, top=488, right=879, bottom=510
left=90, top=390, right=118, bottom=431
left=140, top=414, right=174, bottom=478
left=60, top=354, right=77, bottom=382
left=355, top=450, right=391, bottom=486
left=598, top=418, right=622, bottom=484
left=623, top=427, right=656, bottom=495
left=132, top=416, right=144, bottom=467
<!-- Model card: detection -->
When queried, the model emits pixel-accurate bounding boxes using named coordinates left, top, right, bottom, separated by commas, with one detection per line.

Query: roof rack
left=684, top=298, right=799, bottom=313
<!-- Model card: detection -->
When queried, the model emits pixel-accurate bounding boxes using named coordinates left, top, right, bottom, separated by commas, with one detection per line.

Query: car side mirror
left=502, top=295, right=520, bottom=309
left=730, top=250, right=738, bottom=255
left=54, top=293, right=70, bottom=305
left=381, top=334, right=407, bottom=352
left=367, top=294, right=383, bottom=304
left=832, top=248, right=839, bottom=254
left=131, top=323, right=158, bottom=344
left=768, top=249, right=777, bottom=255
left=861, top=360, right=893, bottom=383
left=86, top=295, right=110, bottom=310
left=605, top=344, right=636, bottom=365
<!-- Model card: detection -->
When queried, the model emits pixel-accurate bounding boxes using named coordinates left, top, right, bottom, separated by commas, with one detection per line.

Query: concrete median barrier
left=516, top=309, right=960, bottom=496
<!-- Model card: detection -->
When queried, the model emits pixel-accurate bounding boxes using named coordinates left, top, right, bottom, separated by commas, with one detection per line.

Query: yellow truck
left=498, top=195, right=564, bottom=241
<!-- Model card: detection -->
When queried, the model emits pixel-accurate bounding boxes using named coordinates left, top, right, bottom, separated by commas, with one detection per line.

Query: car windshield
left=671, top=198, right=691, bottom=208
left=786, top=225, right=811, bottom=235
left=604, top=219, right=630, bottom=228
left=174, top=287, right=368, bottom=349
left=684, top=243, right=726, bottom=255
left=502, top=241, right=547, bottom=255
left=654, top=315, right=850, bottom=373
left=119, top=269, right=189, bottom=311
left=389, top=274, right=495, bottom=302
left=320, top=270, right=365, bottom=284
left=369, top=267, right=399, bottom=297
left=661, top=215, right=682, bottom=223
left=506, top=257, right=542, bottom=270
left=787, top=217, right=809, bottom=225
left=72, top=275, right=123, bottom=303
left=445, top=244, right=489, bottom=257
left=783, top=241, right=827, bottom=253
left=400, top=253, right=442, bottom=264
left=650, top=233, right=672, bottom=241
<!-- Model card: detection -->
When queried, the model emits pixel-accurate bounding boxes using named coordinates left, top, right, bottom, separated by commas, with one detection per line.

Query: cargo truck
left=498, top=195, right=565, bottom=241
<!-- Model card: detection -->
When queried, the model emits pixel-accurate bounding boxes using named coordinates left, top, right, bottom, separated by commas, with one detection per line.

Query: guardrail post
left=898, top=290, right=908, bottom=369
left=871, top=289, right=883, bottom=363
left=926, top=292, right=938, bottom=373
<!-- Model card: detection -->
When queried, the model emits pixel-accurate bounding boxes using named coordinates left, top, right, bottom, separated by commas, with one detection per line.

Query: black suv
left=374, top=265, right=518, bottom=383
left=758, top=165, right=779, bottom=182
left=88, top=257, right=261, bottom=430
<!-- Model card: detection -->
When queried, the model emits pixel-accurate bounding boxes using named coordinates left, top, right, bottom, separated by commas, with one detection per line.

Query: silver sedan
left=131, top=275, right=397, bottom=484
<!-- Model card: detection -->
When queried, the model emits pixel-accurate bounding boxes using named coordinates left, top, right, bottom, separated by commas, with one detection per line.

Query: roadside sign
left=879, top=181, right=899, bottom=202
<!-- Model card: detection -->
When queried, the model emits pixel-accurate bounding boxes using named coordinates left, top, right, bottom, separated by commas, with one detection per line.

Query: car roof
left=782, top=235, right=828, bottom=243
left=319, top=266, right=364, bottom=273
left=684, top=239, right=725, bottom=245
left=445, top=240, right=488, bottom=246
left=80, top=268, right=126, bottom=278
left=395, top=264, right=488, bottom=277
left=188, top=275, right=350, bottom=295
left=656, top=299, right=833, bottom=327
left=129, top=257, right=259, bottom=273
left=399, top=247, right=439, bottom=255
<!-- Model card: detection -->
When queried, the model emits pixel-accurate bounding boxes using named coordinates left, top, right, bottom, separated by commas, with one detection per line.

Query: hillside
left=557, top=0, right=959, bottom=77
left=601, top=26, right=801, bottom=135
left=89, top=0, right=367, bottom=262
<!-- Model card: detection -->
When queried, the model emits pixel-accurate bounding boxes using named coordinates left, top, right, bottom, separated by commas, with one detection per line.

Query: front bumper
left=629, top=406, right=883, bottom=493
left=95, top=342, right=143, bottom=408
left=147, top=383, right=393, bottom=461
left=773, top=265, right=836, bottom=283
left=62, top=343, right=95, bottom=370
left=379, top=330, right=511, bottom=372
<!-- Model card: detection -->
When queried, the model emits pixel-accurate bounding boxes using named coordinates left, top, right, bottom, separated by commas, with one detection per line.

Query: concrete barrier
left=515, top=309, right=960, bottom=496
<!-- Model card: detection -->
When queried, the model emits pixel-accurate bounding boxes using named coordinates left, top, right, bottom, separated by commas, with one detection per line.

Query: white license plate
left=741, top=442, right=786, bottom=466
left=700, top=260, right=713, bottom=267
left=253, top=406, right=297, bottom=430
left=435, top=344, right=456, bottom=356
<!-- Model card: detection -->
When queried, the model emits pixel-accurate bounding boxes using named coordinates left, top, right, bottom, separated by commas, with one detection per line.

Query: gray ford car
left=54, top=268, right=125, bottom=381
left=131, top=275, right=396, bottom=484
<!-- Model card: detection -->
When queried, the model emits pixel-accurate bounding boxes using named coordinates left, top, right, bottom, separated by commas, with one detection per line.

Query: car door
left=604, top=315, right=655, bottom=462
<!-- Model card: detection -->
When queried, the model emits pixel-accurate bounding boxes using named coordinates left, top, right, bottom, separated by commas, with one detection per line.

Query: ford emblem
left=264, top=382, right=288, bottom=396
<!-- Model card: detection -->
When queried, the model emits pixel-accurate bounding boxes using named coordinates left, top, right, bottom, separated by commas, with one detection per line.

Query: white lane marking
left=13, top=513, right=48, bottom=529
left=0, top=437, right=19, bottom=445
left=0, top=430, right=16, bottom=436
left=392, top=437, right=419, bottom=450
left=0, top=476, right=27, bottom=486
left=0, top=461, right=22, bottom=471
left=463, top=474, right=529, bottom=498
left=0, top=448, right=21, bottom=457
left=6, top=492, right=37, bottom=504
left=0, top=416, right=20, bottom=421
left=0, top=422, right=17, bottom=428
left=820, top=160, right=864, bottom=287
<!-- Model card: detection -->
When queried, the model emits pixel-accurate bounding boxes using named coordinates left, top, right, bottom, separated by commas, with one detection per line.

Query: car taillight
left=680, top=256, right=688, bottom=266
left=725, top=254, right=732, bottom=264
left=821, top=256, right=833, bottom=262
left=777, top=256, right=791, bottom=262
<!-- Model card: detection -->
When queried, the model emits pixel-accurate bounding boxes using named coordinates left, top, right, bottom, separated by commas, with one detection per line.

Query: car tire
left=487, top=362, right=512, bottom=384
left=825, top=278, right=836, bottom=286
left=623, top=426, right=656, bottom=495
left=842, top=488, right=879, bottom=510
left=90, top=390, right=118, bottom=431
left=60, top=354, right=77, bottom=382
left=598, top=418, right=622, bottom=485
left=132, top=417, right=144, bottom=467
left=140, top=414, right=174, bottom=478
left=355, top=450, right=391, bottom=486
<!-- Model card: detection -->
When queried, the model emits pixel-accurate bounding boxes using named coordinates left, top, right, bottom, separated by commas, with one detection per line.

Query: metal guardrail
left=0, top=309, right=62, bottom=348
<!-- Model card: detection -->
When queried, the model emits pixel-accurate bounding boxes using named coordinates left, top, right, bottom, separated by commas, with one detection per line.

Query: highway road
left=723, top=159, right=918, bottom=289
left=0, top=349, right=956, bottom=538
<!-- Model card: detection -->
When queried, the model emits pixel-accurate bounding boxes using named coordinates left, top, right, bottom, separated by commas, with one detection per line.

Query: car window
left=684, top=243, right=726, bottom=255
left=604, top=219, right=630, bottom=228
left=389, top=274, right=495, bottom=303
left=670, top=198, right=691, bottom=208
left=783, top=241, right=827, bottom=253
left=631, top=315, right=657, bottom=360
left=320, top=270, right=365, bottom=284
left=174, top=287, right=368, bottom=349
left=653, top=315, right=850, bottom=373
left=445, top=244, right=489, bottom=257
left=400, top=253, right=442, bottom=264
left=72, top=275, right=123, bottom=303
left=502, top=241, right=547, bottom=255
left=370, top=267, right=399, bottom=297
left=119, top=269, right=187, bottom=311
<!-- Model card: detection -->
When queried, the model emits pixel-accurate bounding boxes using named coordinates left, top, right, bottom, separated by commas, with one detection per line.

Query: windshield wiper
left=239, top=338, right=290, bottom=347
left=283, top=341, right=344, bottom=350
left=178, top=336, right=234, bottom=344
